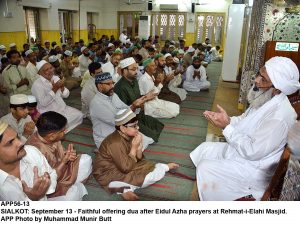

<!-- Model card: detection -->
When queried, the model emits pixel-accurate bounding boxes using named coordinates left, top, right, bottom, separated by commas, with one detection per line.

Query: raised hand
left=203, top=104, right=230, bottom=129
left=145, top=90, right=158, bottom=101
left=22, top=166, right=50, bottom=201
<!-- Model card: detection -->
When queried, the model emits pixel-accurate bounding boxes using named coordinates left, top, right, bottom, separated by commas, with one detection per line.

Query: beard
left=247, top=85, right=273, bottom=109
left=104, top=88, right=114, bottom=96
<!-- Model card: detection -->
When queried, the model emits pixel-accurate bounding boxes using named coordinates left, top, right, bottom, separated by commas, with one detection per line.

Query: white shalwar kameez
left=183, top=65, right=210, bottom=92
left=164, top=66, right=187, bottom=101
left=190, top=94, right=297, bottom=200
left=0, top=145, right=57, bottom=201
left=90, top=92, right=154, bottom=149
left=81, top=77, right=97, bottom=119
left=31, top=75, right=83, bottom=132
left=102, top=61, right=121, bottom=83
left=138, top=72, right=179, bottom=118
left=26, top=61, right=39, bottom=83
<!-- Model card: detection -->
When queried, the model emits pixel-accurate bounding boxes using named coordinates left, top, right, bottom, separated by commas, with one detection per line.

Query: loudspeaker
left=191, top=3, right=195, bottom=13
left=148, top=2, right=152, bottom=11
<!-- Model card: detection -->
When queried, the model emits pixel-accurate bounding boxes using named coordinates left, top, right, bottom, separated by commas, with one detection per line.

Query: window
left=58, top=10, right=73, bottom=43
left=24, top=7, right=40, bottom=42
left=118, top=12, right=142, bottom=38
left=151, top=13, right=186, bottom=41
left=195, top=13, right=225, bottom=47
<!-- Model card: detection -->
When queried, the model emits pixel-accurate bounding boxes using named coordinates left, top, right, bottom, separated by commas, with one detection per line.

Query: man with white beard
left=190, top=57, right=300, bottom=201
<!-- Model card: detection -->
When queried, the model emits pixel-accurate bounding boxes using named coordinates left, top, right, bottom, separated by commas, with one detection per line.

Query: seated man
left=90, top=72, right=154, bottom=149
left=2, top=50, right=32, bottom=95
left=138, top=58, right=180, bottom=118
left=211, top=46, right=222, bottom=62
left=183, top=57, right=210, bottom=92
left=31, top=60, right=83, bottom=132
left=1, top=94, right=35, bottom=143
left=114, top=57, right=164, bottom=143
left=26, top=111, right=92, bottom=200
left=81, top=62, right=102, bottom=119
left=0, top=121, right=57, bottom=201
left=93, top=108, right=179, bottom=200
left=190, top=57, right=300, bottom=200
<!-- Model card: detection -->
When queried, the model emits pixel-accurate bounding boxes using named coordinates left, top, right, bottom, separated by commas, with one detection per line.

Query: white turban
left=265, top=57, right=300, bottom=95
left=288, top=121, right=300, bottom=158
left=120, top=57, right=136, bottom=69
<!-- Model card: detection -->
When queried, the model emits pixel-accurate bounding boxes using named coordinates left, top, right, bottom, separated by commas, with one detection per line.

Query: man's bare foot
left=167, top=163, right=179, bottom=170
left=122, top=191, right=139, bottom=201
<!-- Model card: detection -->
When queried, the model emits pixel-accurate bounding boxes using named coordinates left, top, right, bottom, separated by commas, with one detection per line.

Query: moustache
left=17, top=145, right=25, bottom=155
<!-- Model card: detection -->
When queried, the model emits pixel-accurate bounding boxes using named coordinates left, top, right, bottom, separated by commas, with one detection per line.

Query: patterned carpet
left=62, top=62, right=222, bottom=200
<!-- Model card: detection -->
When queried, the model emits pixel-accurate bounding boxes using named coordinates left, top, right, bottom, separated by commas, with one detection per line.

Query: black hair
left=0, top=134, right=3, bottom=142
left=88, top=62, right=101, bottom=74
left=1, top=57, right=9, bottom=64
left=10, top=103, right=28, bottom=109
left=115, top=116, right=138, bottom=131
left=148, top=47, right=155, bottom=53
left=23, top=43, right=29, bottom=48
left=36, top=111, right=67, bottom=137
left=6, top=50, right=21, bottom=59
left=51, top=41, right=57, bottom=47
left=27, top=102, right=37, bottom=108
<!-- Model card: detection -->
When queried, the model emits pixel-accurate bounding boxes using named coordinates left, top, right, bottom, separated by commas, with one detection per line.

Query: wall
left=0, top=0, right=232, bottom=49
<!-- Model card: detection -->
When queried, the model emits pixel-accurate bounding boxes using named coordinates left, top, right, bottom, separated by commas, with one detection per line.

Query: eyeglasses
left=124, top=122, right=139, bottom=128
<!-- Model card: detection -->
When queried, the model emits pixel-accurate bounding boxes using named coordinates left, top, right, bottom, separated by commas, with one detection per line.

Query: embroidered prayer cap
left=142, top=58, right=154, bottom=68
left=265, top=57, right=300, bottom=95
left=27, top=95, right=37, bottom=103
left=9, top=43, right=16, bottom=48
left=81, top=46, right=88, bottom=53
left=48, top=55, right=58, bottom=63
left=36, top=60, right=49, bottom=71
left=164, top=53, right=172, bottom=59
left=108, top=43, right=114, bottom=48
left=10, top=94, right=29, bottom=105
left=154, top=53, right=164, bottom=60
left=44, top=40, right=50, bottom=44
left=25, top=50, right=34, bottom=57
left=178, top=49, right=185, bottom=54
left=0, top=121, right=8, bottom=136
left=120, top=57, right=136, bottom=69
left=115, top=108, right=136, bottom=126
left=187, top=46, right=195, bottom=53
left=95, top=72, right=112, bottom=84
left=0, top=45, right=6, bottom=50
left=288, top=121, right=300, bottom=158
left=64, top=50, right=72, bottom=57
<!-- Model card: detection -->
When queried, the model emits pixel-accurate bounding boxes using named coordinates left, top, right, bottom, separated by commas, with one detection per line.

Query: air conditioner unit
left=159, top=4, right=178, bottom=11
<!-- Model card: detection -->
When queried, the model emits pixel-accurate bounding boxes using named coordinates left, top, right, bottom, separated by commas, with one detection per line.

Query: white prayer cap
left=36, top=60, right=49, bottom=71
left=120, top=57, right=136, bottom=69
left=64, top=50, right=72, bottom=57
left=108, top=43, right=114, bottom=48
left=115, top=108, right=136, bottom=126
left=187, top=46, right=195, bottom=53
left=265, top=57, right=300, bottom=95
left=164, top=53, right=172, bottom=58
left=27, top=95, right=37, bottom=103
left=25, top=49, right=33, bottom=57
left=9, top=43, right=16, bottom=48
left=10, top=94, right=28, bottom=105
left=207, top=44, right=212, bottom=47
left=288, top=121, right=300, bottom=158
left=0, top=45, right=6, bottom=50
left=53, top=45, right=60, bottom=49
left=0, top=121, right=8, bottom=136
left=44, top=40, right=50, bottom=43
left=178, top=49, right=184, bottom=54
left=48, top=55, right=58, bottom=63
left=81, top=46, right=88, bottom=52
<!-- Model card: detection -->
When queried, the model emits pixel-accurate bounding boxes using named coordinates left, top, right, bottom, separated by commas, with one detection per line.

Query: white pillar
left=221, top=4, right=245, bottom=81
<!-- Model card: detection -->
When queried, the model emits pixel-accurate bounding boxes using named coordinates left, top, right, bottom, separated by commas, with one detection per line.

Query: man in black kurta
left=114, top=57, right=164, bottom=142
